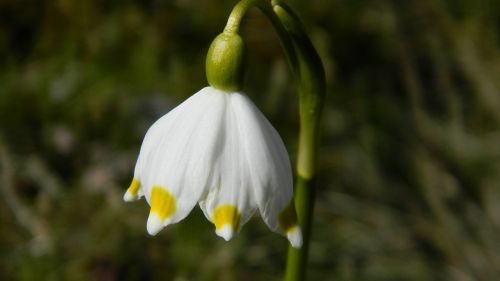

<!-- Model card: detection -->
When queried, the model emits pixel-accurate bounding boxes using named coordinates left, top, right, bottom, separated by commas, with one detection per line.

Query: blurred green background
left=1, top=0, right=500, bottom=280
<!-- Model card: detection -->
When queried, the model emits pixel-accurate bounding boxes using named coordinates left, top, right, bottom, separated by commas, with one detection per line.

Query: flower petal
left=199, top=98, right=257, bottom=240
left=230, top=93, right=301, bottom=246
left=123, top=178, right=142, bottom=202
left=212, top=205, right=241, bottom=240
left=147, top=186, right=176, bottom=235
left=286, top=226, right=303, bottom=249
left=132, top=87, right=227, bottom=234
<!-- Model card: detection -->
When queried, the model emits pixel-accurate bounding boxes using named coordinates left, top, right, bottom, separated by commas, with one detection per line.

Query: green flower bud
left=206, top=32, right=246, bottom=92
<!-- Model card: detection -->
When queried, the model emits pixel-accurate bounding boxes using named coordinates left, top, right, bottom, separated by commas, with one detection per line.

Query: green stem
left=223, top=0, right=298, bottom=75
left=272, top=2, right=325, bottom=281
left=224, top=1, right=325, bottom=280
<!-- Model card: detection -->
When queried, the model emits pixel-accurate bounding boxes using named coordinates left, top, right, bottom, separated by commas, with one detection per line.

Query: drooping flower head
left=124, top=31, right=302, bottom=248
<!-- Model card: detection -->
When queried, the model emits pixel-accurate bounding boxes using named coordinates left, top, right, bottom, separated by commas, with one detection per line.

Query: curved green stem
left=272, top=1, right=325, bottom=176
left=272, top=2, right=325, bottom=281
left=224, top=1, right=325, bottom=280
left=223, top=0, right=298, bottom=75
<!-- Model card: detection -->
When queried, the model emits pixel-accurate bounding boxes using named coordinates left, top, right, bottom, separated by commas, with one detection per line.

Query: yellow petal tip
left=150, top=186, right=176, bottom=220
left=213, top=205, right=241, bottom=234
left=215, top=224, right=235, bottom=241
left=287, top=226, right=303, bottom=248
left=147, top=213, right=171, bottom=236
left=124, top=178, right=141, bottom=202
left=278, top=199, right=298, bottom=232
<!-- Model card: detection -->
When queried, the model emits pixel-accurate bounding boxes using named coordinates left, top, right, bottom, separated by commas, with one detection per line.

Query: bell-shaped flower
left=124, top=86, right=302, bottom=248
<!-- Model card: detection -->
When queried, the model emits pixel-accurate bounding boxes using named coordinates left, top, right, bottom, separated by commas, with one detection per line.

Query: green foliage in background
left=1, top=0, right=500, bottom=280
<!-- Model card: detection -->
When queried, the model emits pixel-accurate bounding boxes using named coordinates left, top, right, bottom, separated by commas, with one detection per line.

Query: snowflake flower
left=124, top=86, right=302, bottom=248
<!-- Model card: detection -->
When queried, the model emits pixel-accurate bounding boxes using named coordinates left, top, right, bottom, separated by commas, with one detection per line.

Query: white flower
left=124, top=86, right=302, bottom=248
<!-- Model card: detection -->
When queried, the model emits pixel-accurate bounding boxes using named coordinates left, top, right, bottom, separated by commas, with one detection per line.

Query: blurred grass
left=1, top=0, right=500, bottom=280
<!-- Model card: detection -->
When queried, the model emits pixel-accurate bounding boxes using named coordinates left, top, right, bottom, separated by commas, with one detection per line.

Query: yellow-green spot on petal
left=278, top=199, right=299, bottom=232
left=128, top=178, right=141, bottom=196
left=213, top=205, right=241, bottom=232
left=124, top=178, right=142, bottom=202
left=150, top=186, right=176, bottom=220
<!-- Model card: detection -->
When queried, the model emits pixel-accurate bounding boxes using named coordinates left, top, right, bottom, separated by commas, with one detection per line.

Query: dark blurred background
left=1, top=0, right=500, bottom=280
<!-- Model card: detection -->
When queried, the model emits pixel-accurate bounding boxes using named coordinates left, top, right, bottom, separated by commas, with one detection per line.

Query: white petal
left=229, top=93, right=298, bottom=236
left=123, top=191, right=137, bottom=202
left=199, top=96, right=257, bottom=239
left=216, top=224, right=235, bottom=241
left=147, top=213, right=168, bottom=235
left=123, top=178, right=143, bottom=202
left=133, top=87, right=227, bottom=233
left=287, top=226, right=303, bottom=249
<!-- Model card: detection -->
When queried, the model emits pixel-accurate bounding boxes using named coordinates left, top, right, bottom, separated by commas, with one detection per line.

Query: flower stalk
left=273, top=3, right=325, bottom=280
left=224, top=0, right=326, bottom=280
